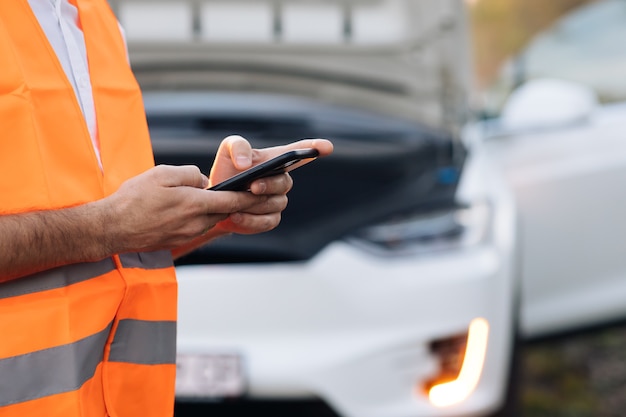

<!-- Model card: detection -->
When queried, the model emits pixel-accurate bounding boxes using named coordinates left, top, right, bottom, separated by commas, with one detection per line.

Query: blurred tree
left=468, top=0, right=598, bottom=89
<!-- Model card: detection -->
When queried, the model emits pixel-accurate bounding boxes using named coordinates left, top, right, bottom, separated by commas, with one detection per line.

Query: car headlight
left=423, top=318, right=491, bottom=408
left=346, top=201, right=491, bottom=256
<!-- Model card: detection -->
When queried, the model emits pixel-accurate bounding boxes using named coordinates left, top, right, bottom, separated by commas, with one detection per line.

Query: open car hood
left=109, top=0, right=472, bottom=132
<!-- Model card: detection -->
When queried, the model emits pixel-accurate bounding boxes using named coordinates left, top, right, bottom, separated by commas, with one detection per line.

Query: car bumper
left=175, top=153, right=518, bottom=417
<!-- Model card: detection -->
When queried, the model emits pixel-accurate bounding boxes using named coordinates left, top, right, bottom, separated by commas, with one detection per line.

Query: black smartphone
left=209, top=148, right=320, bottom=191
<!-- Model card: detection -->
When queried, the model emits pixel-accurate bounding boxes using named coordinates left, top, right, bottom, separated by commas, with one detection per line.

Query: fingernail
left=236, top=155, right=251, bottom=168
left=230, top=213, right=242, bottom=224
left=201, top=174, right=209, bottom=189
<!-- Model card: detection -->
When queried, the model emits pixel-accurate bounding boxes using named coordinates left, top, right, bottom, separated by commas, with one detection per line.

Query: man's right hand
left=100, top=164, right=272, bottom=254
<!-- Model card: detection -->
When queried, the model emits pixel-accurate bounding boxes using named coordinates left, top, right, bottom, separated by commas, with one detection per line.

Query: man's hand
left=101, top=164, right=274, bottom=255
left=172, top=136, right=333, bottom=258
left=208, top=135, right=334, bottom=235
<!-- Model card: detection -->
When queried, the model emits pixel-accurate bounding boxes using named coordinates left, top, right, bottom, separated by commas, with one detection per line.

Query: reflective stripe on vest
left=119, top=250, right=175, bottom=270
left=0, top=1, right=178, bottom=416
left=0, top=258, right=116, bottom=300
left=109, top=319, right=177, bottom=365
left=0, top=324, right=112, bottom=407
left=0, top=250, right=173, bottom=300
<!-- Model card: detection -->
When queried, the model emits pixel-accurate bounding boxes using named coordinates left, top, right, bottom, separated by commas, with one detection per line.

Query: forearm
left=0, top=158, right=300, bottom=278
left=0, top=201, right=112, bottom=283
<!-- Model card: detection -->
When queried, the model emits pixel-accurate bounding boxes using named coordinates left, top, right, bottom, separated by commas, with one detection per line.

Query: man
left=0, top=1, right=333, bottom=416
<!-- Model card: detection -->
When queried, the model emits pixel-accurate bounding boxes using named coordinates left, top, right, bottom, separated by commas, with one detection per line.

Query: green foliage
left=522, top=325, right=626, bottom=417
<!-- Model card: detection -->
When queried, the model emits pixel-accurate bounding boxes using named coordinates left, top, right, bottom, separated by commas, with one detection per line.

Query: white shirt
left=28, top=0, right=101, bottom=166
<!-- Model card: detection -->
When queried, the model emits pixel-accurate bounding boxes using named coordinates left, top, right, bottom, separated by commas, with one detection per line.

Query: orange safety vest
left=0, top=1, right=177, bottom=417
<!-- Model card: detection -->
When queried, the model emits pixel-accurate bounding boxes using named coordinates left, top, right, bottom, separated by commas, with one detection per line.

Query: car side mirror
left=500, top=78, right=598, bottom=131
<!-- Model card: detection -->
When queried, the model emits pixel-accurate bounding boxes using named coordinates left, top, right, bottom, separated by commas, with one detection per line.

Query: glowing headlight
left=347, top=201, right=491, bottom=256
left=427, top=318, right=490, bottom=407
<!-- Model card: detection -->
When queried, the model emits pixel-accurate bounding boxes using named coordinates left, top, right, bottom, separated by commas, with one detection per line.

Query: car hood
left=110, top=0, right=473, bottom=132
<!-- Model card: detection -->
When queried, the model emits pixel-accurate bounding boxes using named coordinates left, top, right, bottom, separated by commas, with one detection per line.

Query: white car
left=477, top=0, right=626, bottom=340
left=109, top=0, right=625, bottom=416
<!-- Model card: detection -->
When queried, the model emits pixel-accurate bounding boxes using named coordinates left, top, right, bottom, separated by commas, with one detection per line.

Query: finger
left=237, top=195, right=288, bottom=215
left=220, top=135, right=253, bottom=170
left=226, top=212, right=283, bottom=234
left=201, top=189, right=269, bottom=215
left=200, top=213, right=228, bottom=236
left=153, top=165, right=209, bottom=189
left=248, top=138, right=334, bottom=166
left=270, top=139, right=334, bottom=158
left=173, top=212, right=227, bottom=243
left=249, top=173, right=293, bottom=195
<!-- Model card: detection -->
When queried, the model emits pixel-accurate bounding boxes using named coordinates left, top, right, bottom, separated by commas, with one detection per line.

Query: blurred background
left=469, top=0, right=626, bottom=114
left=469, top=1, right=626, bottom=416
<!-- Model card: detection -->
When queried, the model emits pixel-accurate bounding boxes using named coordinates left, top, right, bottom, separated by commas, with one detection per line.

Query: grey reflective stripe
left=0, top=258, right=116, bottom=300
left=109, top=319, right=176, bottom=365
left=118, top=250, right=174, bottom=270
left=0, top=323, right=111, bottom=407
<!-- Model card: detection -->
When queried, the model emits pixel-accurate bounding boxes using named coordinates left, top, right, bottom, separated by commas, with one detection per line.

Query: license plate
left=176, top=353, right=246, bottom=399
